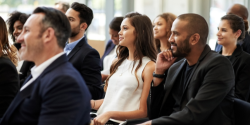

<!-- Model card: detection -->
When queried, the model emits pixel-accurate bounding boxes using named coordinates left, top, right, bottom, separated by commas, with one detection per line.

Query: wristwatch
left=153, top=72, right=165, bottom=78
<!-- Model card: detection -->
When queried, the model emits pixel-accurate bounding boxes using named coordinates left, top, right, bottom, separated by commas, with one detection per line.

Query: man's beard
left=171, top=36, right=191, bottom=57
left=70, top=26, right=80, bottom=37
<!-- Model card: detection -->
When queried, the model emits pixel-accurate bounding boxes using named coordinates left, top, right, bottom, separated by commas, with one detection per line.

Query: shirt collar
left=31, top=52, right=65, bottom=79
left=64, top=35, right=85, bottom=51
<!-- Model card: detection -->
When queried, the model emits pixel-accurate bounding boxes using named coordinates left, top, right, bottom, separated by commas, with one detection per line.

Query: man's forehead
left=24, top=13, right=44, bottom=27
left=171, top=19, right=188, bottom=31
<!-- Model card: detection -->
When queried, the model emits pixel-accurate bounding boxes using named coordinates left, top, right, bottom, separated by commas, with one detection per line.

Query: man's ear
left=189, top=33, right=200, bottom=45
left=42, top=27, right=55, bottom=44
left=80, top=22, right=88, bottom=31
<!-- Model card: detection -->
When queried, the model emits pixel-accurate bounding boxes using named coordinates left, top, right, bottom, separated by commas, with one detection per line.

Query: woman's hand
left=93, top=112, right=112, bottom=125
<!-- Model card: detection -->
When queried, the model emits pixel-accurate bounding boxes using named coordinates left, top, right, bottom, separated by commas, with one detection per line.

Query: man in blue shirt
left=65, top=2, right=103, bottom=99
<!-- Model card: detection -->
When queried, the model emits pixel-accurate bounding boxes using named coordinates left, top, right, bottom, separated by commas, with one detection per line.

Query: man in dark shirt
left=215, top=4, right=250, bottom=54
left=140, top=13, right=235, bottom=125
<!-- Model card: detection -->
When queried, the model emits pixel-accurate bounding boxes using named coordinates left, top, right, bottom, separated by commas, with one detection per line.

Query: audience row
left=0, top=2, right=250, bottom=125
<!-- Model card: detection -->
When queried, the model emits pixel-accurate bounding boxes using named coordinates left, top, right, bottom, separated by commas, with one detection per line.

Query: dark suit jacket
left=67, top=37, right=103, bottom=99
left=148, top=45, right=235, bottom=125
left=219, top=44, right=250, bottom=102
left=215, top=31, right=250, bottom=54
left=0, top=56, right=19, bottom=118
left=100, top=39, right=116, bottom=70
left=0, top=54, right=91, bottom=125
left=19, top=61, right=34, bottom=87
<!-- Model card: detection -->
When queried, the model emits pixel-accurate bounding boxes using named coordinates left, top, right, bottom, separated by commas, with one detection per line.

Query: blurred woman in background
left=7, top=11, right=34, bottom=86
left=153, top=13, right=176, bottom=53
left=101, top=17, right=123, bottom=82
left=217, top=14, right=250, bottom=102
left=0, top=16, right=19, bottom=118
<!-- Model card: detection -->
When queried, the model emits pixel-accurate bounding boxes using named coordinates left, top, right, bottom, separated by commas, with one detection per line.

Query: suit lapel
left=1, top=54, right=68, bottom=123
left=229, top=45, right=242, bottom=66
left=104, top=42, right=116, bottom=58
left=180, top=45, right=211, bottom=104
left=2, top=77, right=38, bottom=123
left=67, top=37, right=86, bottom=60
left=160, top=60, right=186, bottom=111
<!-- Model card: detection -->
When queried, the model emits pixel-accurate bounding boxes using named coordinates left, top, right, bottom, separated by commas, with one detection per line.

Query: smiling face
left=169, top=19, right=191, bottom=57
left=109, top=28, right=119, bottom=45
left=217, top=20, right=238, bottom=46
left=13, top=20, right=24, bottom=41
left=153, top=17, right=169, bottom=39
left=17, top=13, right=44, bottom=61
left=118, top=18, right=136, bottom=48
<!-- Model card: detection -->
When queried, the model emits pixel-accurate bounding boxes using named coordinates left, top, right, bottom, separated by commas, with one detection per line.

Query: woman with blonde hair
left=0, top=16, right=19, bottom=118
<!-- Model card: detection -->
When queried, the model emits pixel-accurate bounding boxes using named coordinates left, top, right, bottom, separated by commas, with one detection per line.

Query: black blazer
left=148, top=45, right=235, bottom=125
left=0, top=54, right=91, bottom=125
left=67, top=37, right=103, bottom=99
left=0, top=56, right=19, bottom=118
left=19, top=61, right=34, bottom=87
left=219, top=45, right=250, bottom=102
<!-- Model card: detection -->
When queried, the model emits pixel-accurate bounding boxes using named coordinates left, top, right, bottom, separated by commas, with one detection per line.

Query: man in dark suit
left=215, top=4, right=250, bottom=54
left=65, top=2, right=103, bottom=99
left=0, top=7, right=91, bottom=125
left=140, top=14, right=235, bottom=125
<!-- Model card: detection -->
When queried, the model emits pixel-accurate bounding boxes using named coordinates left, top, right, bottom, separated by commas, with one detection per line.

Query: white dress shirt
left=20, top=52, right=65, bottom=91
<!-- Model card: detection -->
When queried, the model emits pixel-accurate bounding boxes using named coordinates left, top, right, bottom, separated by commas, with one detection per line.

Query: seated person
left=0, top=7, right=91, bottom=125
left=6, top=11, right=34, bottom=87
left=91, top=12, right=157, bottom=125
left=0, top=16, right=19, bottom=118
left=140, top=13, right=235, bottom=125
left=215, top=4, right=250, bottom=54
left=217, top=14, right=250, bottom=102
left=54, top=1, right=69, bottom=14
left=101, top=17, right=123, bottom=82
left=65, top=2, right=103, bottom=99
left=153, top=13, right=176, bottom=53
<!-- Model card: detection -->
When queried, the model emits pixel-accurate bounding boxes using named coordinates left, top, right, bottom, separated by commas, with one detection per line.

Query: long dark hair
left=0, top=16, right=18, bottom=66
left=109, top=17, right=123, bottom=32
left=154, top=13, right=176, bottom=49
left=104, top=12, right=157, bottom=92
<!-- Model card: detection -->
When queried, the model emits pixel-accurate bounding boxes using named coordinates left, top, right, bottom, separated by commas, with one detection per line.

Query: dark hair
left=104, top=12, right=157, bottom=92
left=33, top=7, right=71, bottom=48
left=109, top=17, right=123, bottom=32
left=71, top=2, right=93, bottom=31
left=177, top=13, right=209, bottom=45
left=154, top=13, right=177, bottom=49
left=221, top=14, right=245, bottom=40
left=0, top=16, right=18, bottom=66
left=6, top=11, right=29, bottom=42
left=55, top=1, right=70, bottom=13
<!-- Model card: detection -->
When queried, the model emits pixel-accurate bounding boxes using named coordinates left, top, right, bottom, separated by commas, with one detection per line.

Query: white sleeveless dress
left=97, top=57, right=151, bottom=123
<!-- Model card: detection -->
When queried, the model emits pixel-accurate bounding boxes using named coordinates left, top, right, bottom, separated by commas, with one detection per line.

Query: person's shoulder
left=205, top=50, right=228, bottom=62
left=0, top=56, right=15, bottom=67
left=144, top=61, right=155, bottom=70
left=43, top=62, right=85, bottom=83
left=238, top=51, right=250, bottom=62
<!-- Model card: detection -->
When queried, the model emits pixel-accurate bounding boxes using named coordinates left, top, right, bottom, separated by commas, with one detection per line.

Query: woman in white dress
left=91, top=12, right=157, bottom=125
